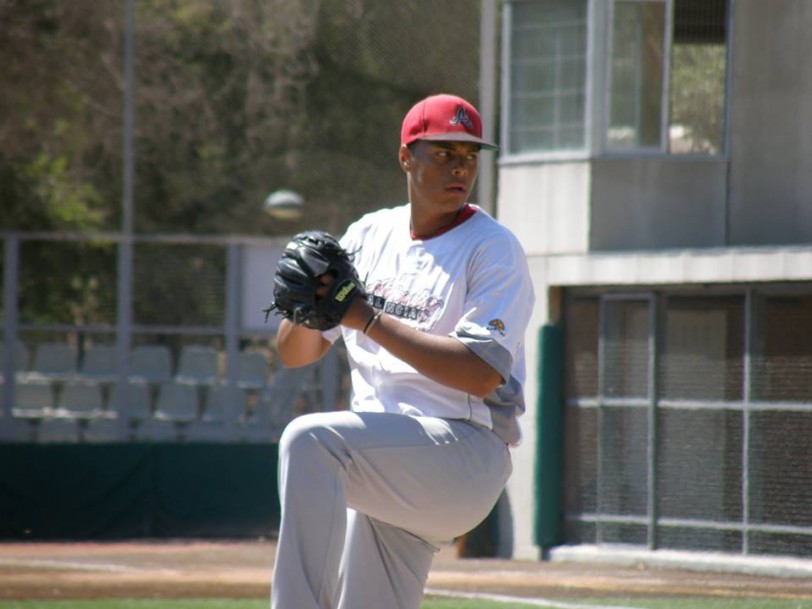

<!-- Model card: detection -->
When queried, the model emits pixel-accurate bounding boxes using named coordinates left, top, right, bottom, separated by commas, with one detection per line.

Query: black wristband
left=362, top=311, right=383, bottom=334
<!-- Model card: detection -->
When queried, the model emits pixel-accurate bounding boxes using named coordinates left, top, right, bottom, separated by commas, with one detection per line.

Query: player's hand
left=315, top=274, right=369, bottom=330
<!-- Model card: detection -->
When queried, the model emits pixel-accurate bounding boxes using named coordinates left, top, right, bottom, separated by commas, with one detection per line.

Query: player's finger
left=316, top=274, right=332, bottom=299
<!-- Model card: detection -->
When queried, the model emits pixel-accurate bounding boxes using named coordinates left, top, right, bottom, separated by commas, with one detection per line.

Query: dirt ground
left=0, top=540, right=811, bottom=602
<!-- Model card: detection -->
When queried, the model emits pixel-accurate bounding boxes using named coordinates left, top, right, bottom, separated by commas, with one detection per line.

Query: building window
left=606, top=0, right=729, bottom=153
left=505, top=0, right=588, bottom=154
left=606, top=0, right=667, bottom=150
left=669, top=0, right=729, bottom=153
left=504, top=0, right=729, bottom=156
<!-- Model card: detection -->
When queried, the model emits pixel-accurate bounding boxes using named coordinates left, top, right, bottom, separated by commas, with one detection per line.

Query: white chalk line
left=0, top=557, right=163, bottom=573
left=425, top=587, right=646, bottom=609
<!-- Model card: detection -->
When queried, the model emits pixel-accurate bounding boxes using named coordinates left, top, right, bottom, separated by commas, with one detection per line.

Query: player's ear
left=399, top=145, right=412, bottom=172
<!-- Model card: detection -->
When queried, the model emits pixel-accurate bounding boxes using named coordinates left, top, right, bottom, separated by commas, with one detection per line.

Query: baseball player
left=270, top=93, right=535, bottom=609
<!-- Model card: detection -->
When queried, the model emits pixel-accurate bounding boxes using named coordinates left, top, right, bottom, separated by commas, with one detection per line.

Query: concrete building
left=491, top=0, right=812, bottom=566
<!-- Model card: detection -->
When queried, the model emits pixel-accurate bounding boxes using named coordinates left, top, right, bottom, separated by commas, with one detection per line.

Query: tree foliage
left=0, top=0, right=481, bottom=236
left=670, top=43, right=726, bottom=154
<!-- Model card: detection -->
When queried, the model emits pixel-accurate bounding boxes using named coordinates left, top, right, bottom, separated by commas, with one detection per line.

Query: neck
left=410, top=204, right=475, bottom=240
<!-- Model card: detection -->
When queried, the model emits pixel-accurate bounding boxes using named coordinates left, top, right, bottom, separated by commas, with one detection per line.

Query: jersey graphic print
left=365, top=277, right=444, bottom=327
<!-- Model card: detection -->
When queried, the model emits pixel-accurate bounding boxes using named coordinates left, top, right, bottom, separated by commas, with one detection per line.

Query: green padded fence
left=0, top=443, right=280, bottom=539
left=535, top=323, right=564, bottom=553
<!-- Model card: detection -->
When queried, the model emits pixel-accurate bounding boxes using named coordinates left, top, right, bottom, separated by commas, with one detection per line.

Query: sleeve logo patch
left=487, top=319, right=506, bottom=336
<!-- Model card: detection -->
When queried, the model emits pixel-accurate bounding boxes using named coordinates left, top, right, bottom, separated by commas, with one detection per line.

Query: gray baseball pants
left=270, top=410, right=512, bottom=609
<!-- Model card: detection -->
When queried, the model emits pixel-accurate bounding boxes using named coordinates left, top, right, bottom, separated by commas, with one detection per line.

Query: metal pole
left=742, top=288, right=754, bottom=554
left=596, top=297, right=607, bottom=544
left=223, top=244, right=241, bottom=436
left=478, top=0, right=498, bottom=215
left=115, top=0, right=136, bottom=440
left=123, top=0, right=135, bottom=236
left=647, top=295, right=659, bottom=550
left=1, top=235, right=20, bottom=441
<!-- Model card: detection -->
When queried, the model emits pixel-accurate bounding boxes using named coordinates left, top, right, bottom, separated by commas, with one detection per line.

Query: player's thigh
left=342, top=413, right=511, bottom=542
left=279, top=410, right=510, bottom=541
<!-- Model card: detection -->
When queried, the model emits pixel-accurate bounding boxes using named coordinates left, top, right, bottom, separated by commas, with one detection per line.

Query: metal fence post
left=1, top=235, right=20, bottom=441
left=114, top=236, right=133, bottom=441
left=224, top=242, right=241, bottom=436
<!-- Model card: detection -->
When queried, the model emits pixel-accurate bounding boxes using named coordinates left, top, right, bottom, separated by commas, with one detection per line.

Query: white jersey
left=324, top=203, right=535, bottom=445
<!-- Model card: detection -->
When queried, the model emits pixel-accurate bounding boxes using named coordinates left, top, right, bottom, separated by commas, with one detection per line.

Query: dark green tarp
left=0, top=443, right=279, bottom=540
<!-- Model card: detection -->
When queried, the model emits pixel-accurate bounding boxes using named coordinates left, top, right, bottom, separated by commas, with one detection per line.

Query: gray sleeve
left=456, top=334, right=524, bottom=445
left=455, top=333, right=513, bottom=384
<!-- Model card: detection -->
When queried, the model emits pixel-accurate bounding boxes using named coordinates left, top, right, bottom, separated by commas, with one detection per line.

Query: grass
left=563, top=601, right=812, bottom=609
left=0, top=601, right=533, bottom=609
left=0, top=601, right=536, bottom=609
left=0, top=598, right=811, bottom=609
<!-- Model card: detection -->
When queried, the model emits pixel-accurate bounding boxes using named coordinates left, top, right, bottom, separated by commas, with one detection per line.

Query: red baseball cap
left=400, top=94, right=498, bottom=150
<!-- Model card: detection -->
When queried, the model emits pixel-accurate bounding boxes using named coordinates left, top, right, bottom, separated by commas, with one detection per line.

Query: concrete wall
left=498, top=157, right=728, bottom=255
left=590, top=158, right=728, bottom=250
left=728, top=0, right=812, bottom=245
left=497, top=162, right=591, bottom=256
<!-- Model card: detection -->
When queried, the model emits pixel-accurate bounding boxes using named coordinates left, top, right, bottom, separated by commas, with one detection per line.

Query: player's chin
left=441, top=187, right=469, bottom=204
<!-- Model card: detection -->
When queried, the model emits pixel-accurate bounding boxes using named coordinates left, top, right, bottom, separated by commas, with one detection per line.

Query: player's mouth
left=445, top=182, right=468, bottom=195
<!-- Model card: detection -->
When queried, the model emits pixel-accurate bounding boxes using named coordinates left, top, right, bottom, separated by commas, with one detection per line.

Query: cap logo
left=450, top=105, right=474, bottom=131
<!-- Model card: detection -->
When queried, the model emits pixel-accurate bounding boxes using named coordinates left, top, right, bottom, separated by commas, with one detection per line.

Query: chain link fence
left=562, top=286, right=812, bottom=558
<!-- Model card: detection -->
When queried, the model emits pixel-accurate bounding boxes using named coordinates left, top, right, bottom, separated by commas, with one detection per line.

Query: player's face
left=401, top=141, right=479, bottom=212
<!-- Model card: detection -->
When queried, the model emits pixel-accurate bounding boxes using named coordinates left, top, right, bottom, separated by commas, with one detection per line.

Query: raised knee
left=277, top=412, right=350, bottom=483
left=278, top=413, right=324, bottom=459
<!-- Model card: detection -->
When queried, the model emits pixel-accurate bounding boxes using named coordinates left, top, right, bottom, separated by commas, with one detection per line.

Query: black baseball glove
left=264, top=230, right=365, bottom=331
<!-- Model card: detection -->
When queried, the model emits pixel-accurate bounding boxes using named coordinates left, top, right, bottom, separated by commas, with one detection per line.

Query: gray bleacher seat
left=80, top=344, right=118, bottom=382
left=35, top=419, right=80, bottom=443
left=135, top=381, right=199, bottom=442
left=56, top=379, right=119, bottom=443
left=240, top=394, right=277, bottom=443
left=0, top=380, right=37, bottom=442
left=259, top=364, right=318, bottom=430
left=234, top=350, right=269, bottom=391
left=15, top=376, right=73, bottom=443
left=129, top=345, right=173, bottom=384
left=55, top=378, right=106, bottom=418
left=109, top=379, right=153, bottom=441
left=0, top=340, right=30, bottom=380
left=154, top=381, right=199, bottom=422
left=24, top=342, right=77, bottom=381
left=240, top=364, right=319, bottom=443
left=185, top=384, right=249, bottom=442
left=110, top=379, right=152, bottom=421
left=175, top=345, right=219, bottom=386
left=40, top=378, right=108, bottom=443
left=201, top=384, right=227, bottom=423
left=13, top=377, right=55, bottom=418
